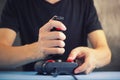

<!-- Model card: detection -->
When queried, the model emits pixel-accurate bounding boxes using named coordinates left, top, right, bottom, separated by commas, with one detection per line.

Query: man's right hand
left=0, top=19, right=66, bottom=68
left=37, top=19, right=67, bottom=58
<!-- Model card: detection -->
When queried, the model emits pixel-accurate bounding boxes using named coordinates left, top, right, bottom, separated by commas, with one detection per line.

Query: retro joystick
left=34, top=59, right=79, bottom=76
left=34, top=16, right=80, bottom=76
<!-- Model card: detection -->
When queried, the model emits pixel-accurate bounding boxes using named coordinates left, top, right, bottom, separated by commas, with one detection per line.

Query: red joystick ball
left=55, top=28, right=62, bottom=31
left=51, top=27, right=62, bottom=31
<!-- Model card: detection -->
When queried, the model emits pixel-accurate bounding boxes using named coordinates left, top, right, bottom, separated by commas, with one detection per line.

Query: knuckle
left=39, top=28, right=43, bottom=32
left=56, top=32, right=66, bottom=40
left=39, top=34, right=45, bottom=40
left=57, top=40, right=65, bottom=47
left=43, top=48, right=48, bottom=54
left=56, top=48, right=65, bottom=53
left=57, top=32, right=62, bottom=37
left=55, top=48, right=61, bottom=53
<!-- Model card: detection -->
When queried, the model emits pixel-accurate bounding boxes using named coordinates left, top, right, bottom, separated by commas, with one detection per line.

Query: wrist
left=93, top=48, right=111, bottom=68
left=25, top=42, right=46, bottom=62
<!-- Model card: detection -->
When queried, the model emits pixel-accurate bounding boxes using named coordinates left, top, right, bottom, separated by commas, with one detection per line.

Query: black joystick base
left=34, top=59, right=79, bottom=76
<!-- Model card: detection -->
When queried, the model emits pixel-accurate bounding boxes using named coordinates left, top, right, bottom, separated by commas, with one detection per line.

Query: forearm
left=0, top=20, right=67, bottom=69
left=93, top=46, right=111, bottom=68
left=88, top=30, right=111, bottom=68
left=0, top=42, right=44, bottom=68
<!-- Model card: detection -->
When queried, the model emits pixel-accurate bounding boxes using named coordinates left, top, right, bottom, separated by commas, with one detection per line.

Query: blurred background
left=0, top=0, right=120, bottom=71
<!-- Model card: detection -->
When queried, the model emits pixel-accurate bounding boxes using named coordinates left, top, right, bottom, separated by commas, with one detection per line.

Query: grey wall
left=0, top=0, right=120, bottom=71
left=94, top=0, right=120, bottom=71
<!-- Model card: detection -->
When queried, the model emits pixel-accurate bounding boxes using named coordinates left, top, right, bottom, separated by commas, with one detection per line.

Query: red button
left=67, top=59, right=74, bottom=62
left=47, top=60, right=55, bottom=62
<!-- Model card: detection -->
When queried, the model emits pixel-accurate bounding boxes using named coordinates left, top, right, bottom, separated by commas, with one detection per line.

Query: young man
left=0, top=0, right=111, bottom=74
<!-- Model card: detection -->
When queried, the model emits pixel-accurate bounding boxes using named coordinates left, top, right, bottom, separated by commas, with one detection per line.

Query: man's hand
left=67, top=30, right=111, bottom=74
left=67, top=47, right=110, bottom=74
left=0, top=20, right=67, bottom=68
left=37, top=20, right=67, bottom=58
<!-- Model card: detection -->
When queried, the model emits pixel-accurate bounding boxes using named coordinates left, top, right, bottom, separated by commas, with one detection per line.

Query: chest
left=18, top=0, right=85, bottom=29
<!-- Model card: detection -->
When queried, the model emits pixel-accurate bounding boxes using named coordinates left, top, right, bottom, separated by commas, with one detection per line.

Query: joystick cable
left=71, top=74, right=78, bottom=80
left=51, top=68, right=78, bottom=80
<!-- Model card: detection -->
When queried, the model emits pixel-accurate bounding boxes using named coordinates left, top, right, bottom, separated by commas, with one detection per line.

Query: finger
left=41, top=32, right=66, bottom=40
left=67, top=49, right=79, bottom=61
left=43, top=40, right=65, bottom=48
left=40, top=20, right=67, bottom=32
left=67, top=48, right=84, bottom=61
left=74, top=54, right=90, bottom=74
left=44, top=48, right=65, bottom=55
left=74, top=61, right=89, bottom=74
left=85, top=65, right=95, bottom=74
left=49, top=20, right=67, bottom=31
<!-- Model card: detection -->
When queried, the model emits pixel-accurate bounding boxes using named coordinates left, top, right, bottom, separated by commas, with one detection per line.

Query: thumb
left=40, top=20, right=67, bottom=32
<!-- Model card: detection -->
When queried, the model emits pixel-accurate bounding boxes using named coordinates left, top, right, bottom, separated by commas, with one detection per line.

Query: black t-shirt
left=0, top=0, right=102, bottom=71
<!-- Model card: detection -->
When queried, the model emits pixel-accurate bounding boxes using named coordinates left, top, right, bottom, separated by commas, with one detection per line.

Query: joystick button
left=47, top=60, right=55, bottom=62
left=57, top=59, right=62, bottom=62
left=66, top=59, right=74, bottom=63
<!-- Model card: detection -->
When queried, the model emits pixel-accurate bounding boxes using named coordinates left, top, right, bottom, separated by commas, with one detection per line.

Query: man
left=0, top=0, right=111, bottom=74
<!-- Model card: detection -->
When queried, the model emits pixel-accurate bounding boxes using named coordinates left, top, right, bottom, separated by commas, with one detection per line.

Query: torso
left=16, top=0, right=88, bottom=60
left=1, top=0, right=102, bottom=71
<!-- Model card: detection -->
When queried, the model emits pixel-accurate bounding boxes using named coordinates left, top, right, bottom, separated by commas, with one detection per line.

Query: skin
left=0, top=0, right=111, bottom=74
left=67, top=30, right=111, bottom=74
left=0, top=20, right=66, bottom=68
left=45, top=0, right=60, bottom=4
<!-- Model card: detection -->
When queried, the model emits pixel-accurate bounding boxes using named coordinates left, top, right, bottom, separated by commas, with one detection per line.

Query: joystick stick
left=46, top=16, right=65, bottom=60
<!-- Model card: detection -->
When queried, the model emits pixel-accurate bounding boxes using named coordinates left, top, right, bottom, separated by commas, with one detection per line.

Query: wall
left=94, top=0, right=120, bottom=71
left=0, top=0, right=120, bottom=71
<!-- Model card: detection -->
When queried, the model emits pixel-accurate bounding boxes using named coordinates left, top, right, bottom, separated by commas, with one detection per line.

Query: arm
left=88, top=30, right=111, bottom=68
left=67, top=30, right=111, bottom=74
left=0, top=20, right=67, bottom=69
left=0, top=28, right=43, bottom=68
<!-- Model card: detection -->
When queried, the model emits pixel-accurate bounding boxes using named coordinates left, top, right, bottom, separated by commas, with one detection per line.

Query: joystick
left=34, top=16, right=81, bottom=76
left=34, top=59, right=79, bottom=76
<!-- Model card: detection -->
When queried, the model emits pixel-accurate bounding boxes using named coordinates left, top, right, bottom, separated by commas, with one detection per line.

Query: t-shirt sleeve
left=0, top=0, right=19, bottom=33
left=85, top=0, right=102, bottom=34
